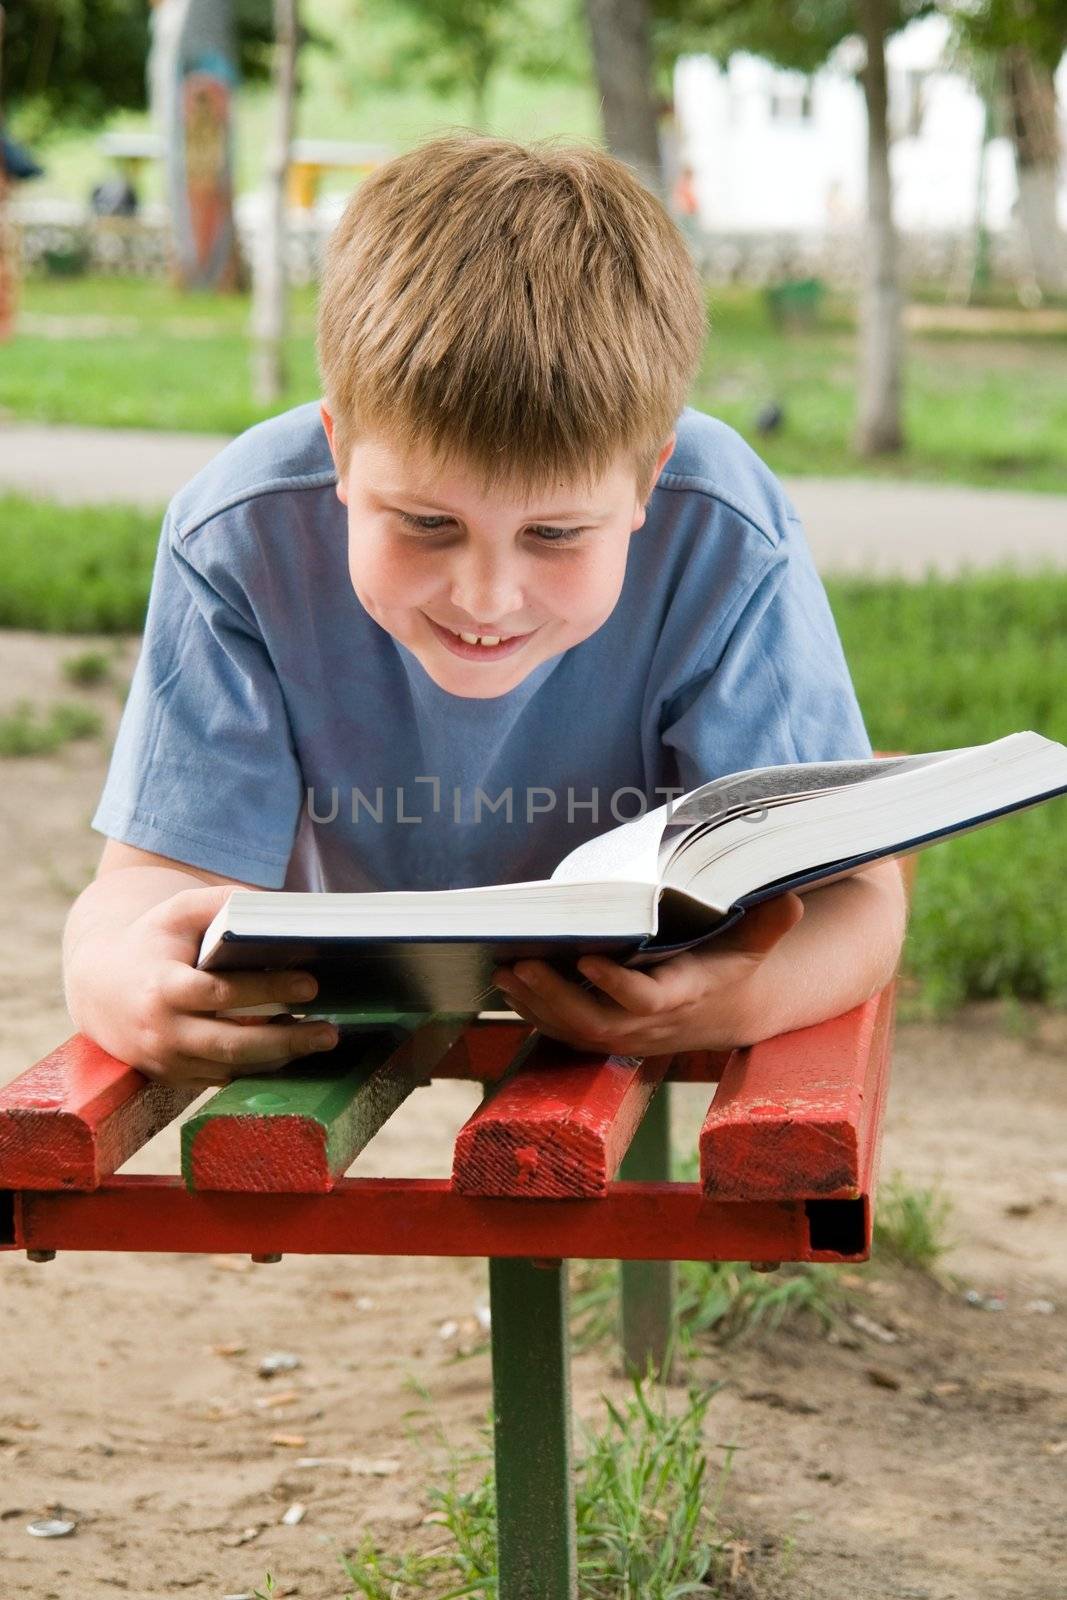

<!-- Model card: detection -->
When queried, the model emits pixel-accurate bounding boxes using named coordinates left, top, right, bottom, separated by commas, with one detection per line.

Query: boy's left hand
left=492, top=892, right=804, bottom=1057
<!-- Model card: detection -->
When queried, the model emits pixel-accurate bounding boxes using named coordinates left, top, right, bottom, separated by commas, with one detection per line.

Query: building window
left=769, top=80, right=814, bottom=123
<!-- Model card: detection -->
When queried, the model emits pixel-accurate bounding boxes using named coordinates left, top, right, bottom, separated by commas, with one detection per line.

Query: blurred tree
left=654, top=0, right=936, bottom=455
left=253, top=0, right=298, bottom=401
left=1, top=1, right=14, bottom=344
left=585, top=0, right=662, bottom=193
left=2, top=0, right=278, bottom=132
left=952, top=0, right=1067, bottom=298
left=356, top=0, right=588, bottom=129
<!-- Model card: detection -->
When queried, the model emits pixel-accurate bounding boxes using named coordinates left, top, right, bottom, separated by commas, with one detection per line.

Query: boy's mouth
left=425, top=616, right=537, bottom=662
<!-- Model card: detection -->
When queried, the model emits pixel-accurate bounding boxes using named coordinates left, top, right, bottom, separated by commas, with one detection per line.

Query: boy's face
left=322, top=408, right=674, bottom=699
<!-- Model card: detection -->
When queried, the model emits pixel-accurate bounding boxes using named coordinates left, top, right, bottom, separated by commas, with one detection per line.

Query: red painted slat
left=8, top=1174, right=855, bottom=1262
left=699, top=983, right=897, bottom=1203
left=431, top=1021, right=535, bottom=1083
left=0, top=1035, right=196, bottom=1191
left=432, top=1026, right=725, bottom=1085
left=453, top=1043, right=674, bottom=1197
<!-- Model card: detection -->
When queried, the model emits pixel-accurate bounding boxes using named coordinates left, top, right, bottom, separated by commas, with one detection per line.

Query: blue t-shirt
left=91, top=403, right=871, bottom=891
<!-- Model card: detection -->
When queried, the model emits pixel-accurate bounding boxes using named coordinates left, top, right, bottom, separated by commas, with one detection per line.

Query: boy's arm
left=708, top=858, right=908, bottom=1045
left=493, top=859, right=908, bottom=1055
left=63, top=840, right=254, bottom=967
left=63, top=841, right=340, bottom=1087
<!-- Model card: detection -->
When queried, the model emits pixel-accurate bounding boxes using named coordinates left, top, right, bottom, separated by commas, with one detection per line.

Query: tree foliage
left=952, top=0, right=1067, bottom=71
left=353, top=0, right=590, bottom=127
left=1, top=1, right=279, bottom=129
left=650, top=0, right=934, bottom=77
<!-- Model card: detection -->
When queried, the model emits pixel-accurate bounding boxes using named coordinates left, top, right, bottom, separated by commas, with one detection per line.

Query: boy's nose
left=449, top=559, right=524, bottom=627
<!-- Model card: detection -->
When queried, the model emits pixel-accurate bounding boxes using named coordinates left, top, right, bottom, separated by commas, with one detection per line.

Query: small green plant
left=252, top=1577, right=277, bottom=1600
left=676, top=1259, right=847, bottom=1345
left=571, top=1255, right=847, bottom=1354
left=61, top=648, right=114, bottom=686
left=0, top=700, right=103, bottom=756
left=343, top=1377, right=738, bottom=1599
left=873, top=1171, right=952, bottom=1272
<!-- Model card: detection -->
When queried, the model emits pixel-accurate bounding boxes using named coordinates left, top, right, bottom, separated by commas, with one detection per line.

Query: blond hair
left=316, top=133, right=705, bottom=494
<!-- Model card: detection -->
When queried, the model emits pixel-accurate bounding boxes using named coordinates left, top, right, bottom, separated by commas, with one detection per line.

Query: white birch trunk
left=252, top=0, right=298, bottom=405
left=1005, top=48, right=1066, bottom=299
left=854, top=0, right=904, bottom=457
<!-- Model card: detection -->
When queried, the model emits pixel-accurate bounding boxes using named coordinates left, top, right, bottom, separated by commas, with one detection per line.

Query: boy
left=63, top=134, right=905, bottom=1090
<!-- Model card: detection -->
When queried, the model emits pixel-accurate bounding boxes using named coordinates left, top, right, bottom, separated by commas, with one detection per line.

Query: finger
left=504, top=960, right=630, bottom=1040
left=174, top=1016, right=340, bottom=1072
left=575, top=955, right=674, bottom=1014
left=165, top=962, right=320, bottom=1016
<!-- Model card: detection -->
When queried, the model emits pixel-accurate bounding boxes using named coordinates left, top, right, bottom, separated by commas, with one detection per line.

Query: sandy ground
left=0, top=630, right=1065, bottom=1600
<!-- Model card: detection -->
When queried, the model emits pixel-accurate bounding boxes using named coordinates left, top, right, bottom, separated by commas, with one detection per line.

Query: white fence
left=9, top=196, right=1034, bottom=292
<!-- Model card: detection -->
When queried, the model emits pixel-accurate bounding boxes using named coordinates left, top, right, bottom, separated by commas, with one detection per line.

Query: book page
left=549, top=799, right=673, bottom=885
left=549, top=754, right=946, bottom=889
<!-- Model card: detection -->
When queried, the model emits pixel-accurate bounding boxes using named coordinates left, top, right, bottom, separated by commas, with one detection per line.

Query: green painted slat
left=181, top=1016, right=452, bottom=1192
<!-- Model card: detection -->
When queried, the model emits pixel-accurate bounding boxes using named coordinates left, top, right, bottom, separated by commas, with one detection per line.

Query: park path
left=2, top=420, right=1065, bottom=575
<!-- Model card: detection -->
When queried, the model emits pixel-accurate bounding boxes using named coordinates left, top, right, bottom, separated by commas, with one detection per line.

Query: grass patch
left=693, top=289, right=1067, bottom=493
left=828, top=569, right=1067, bottom=1012
left=873, top=1171, right=953, bottom=1272
left=0, top=496, right=160, bottom=633
left=342, top=1376, right=738, bottom=1599
left=0, top=699, right=103, bottom=756
left=61, top=648, right=116, bottom=686
left=6, top=277, right=1067, bottom=492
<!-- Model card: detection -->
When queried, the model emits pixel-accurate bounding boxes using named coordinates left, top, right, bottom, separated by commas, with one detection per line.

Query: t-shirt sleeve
left=90, top=512, right=304, bottom=887
left=659, top=513, right=871, bottom=791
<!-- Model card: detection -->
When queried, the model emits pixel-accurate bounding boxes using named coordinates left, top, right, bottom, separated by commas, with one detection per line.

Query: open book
left=198, top=731, right=1067, bottom=1015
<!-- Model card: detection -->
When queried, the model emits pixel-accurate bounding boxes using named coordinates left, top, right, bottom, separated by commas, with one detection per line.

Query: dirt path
left=1, top=631, right=1064, bottom=1600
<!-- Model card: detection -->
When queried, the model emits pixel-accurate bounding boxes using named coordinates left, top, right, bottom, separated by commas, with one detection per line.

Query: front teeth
left=458, top=631, right=503, bottom=646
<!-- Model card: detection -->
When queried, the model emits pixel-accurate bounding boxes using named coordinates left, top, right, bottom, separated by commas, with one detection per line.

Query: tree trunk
left=584, top=0, right=662, bottom=195
left=0, top=2, right=14, bottom=343
left=1003, top=47, right=1066, bottom=299
left=854, top=0, right=903, bottom=457
left=252, top=0, right=298, bottom=405
left=470, top=51, right=492, bottom=130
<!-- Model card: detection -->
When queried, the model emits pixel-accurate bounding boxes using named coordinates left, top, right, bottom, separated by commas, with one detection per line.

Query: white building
left=673, top=12, right=1067, bottom=237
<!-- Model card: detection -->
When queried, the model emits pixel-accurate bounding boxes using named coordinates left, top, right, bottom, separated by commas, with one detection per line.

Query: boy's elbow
left=860, top=859, right=909, bottom=993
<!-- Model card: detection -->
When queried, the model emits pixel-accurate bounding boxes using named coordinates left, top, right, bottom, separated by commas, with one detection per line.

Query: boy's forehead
left=350, top=432, right=630, bottom=515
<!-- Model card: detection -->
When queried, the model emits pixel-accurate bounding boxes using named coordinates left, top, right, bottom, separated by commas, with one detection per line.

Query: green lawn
left=1, top=492, right=1064, bottom=1013
left=6, top=277, right=1067, bottom=492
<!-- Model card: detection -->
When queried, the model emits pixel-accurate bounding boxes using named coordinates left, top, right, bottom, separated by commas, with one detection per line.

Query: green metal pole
left=489, top=1255, right=577, bottom=1600
left=618, top=1083, right=675, bottom=1379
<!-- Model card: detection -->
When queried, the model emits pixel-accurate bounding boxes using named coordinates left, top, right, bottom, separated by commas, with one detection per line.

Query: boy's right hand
left=67, top=884, right=339, bottom=1090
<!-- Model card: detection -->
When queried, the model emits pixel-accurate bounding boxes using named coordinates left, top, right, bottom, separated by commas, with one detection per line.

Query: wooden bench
left=0, top=978, right=898, bottom=1600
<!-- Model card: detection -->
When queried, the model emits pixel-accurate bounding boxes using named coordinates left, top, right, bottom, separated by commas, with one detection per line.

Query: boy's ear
left=652, top=432, right=676, bottom=486
left=319, top=402, right=348, bottom=505
left=632, top=433, right=677, bottom=530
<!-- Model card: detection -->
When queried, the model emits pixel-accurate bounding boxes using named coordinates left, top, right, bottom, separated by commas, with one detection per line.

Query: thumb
left=730, top=892, right=804, bottom=957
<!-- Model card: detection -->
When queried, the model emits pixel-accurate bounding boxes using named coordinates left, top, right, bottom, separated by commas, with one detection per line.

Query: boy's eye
left=399, top=514, right=452, bottom=531
left=396, top=512, right=584, bottom=545
left=528, top=525, right=585, bottom=545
